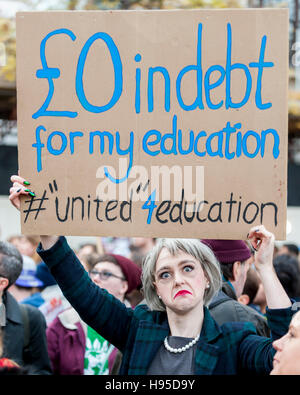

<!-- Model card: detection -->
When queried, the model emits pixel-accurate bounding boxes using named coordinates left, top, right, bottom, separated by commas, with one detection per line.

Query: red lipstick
left=174, top=290, right=192, bottom=299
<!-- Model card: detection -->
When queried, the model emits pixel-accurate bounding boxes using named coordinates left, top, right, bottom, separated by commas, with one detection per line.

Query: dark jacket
left=37, top=236, right=295, bottom=375
left=2, top=291, right=52, bottom=374
left=209, top=282, right=270, bottom=337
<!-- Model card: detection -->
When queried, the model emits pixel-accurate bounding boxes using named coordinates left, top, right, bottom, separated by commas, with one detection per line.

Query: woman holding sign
left=8, top=176, right=298, bottom=375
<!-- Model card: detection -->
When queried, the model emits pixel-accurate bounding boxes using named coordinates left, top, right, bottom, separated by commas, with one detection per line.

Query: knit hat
left=15, top=269, right=44, bottom=288
left=201, top=239, right=251, bottom=264
left=36, top=262, right=57, bottom=287
left=110, top=254, right=142, bottom=294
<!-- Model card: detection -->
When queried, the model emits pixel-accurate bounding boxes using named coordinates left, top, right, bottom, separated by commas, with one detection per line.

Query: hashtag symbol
left=23, top=189, right=49, bottom=223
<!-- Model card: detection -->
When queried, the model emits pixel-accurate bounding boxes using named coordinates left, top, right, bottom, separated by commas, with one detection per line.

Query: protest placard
left=16, top=9, right=288, bottom=239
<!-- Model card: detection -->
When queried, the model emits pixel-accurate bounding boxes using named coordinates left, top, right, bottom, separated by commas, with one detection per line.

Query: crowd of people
left=0, top=176, right=299, bottom=375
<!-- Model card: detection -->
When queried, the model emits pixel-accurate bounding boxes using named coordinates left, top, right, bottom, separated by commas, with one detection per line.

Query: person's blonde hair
left=142, top=238, right=222, bottom=311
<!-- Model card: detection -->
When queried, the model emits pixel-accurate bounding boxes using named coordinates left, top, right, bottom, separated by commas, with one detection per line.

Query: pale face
left=10, top=237, right=35, bottom=258
left=233, top=257, right=252, bottom=298
left=90, top=261, right=128, bottom=302
left=253, top=282, right=266, bottom=305
left=77, top=245, right=95, bottom=261
left=153, top=248, right=209, bottom=315
left=131, top=238, right=148, bottom=248
left=270, top=311, right=300, bottom=375
left=277, top=246, right=290, bottom=256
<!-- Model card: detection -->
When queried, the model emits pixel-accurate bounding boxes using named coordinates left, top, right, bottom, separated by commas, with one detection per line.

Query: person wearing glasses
left=8, top=176, right=299, bottom=375
left=46, top=253, right=141, bottom=375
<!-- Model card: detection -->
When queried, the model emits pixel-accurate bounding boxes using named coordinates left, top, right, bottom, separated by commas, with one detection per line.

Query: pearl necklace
left=164, top=333, right=200, bottom=354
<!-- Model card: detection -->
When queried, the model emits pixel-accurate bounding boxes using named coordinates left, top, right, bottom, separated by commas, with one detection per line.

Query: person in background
left=128, top=238, right=156, bottom=307
left=7, top=235, right=41, bottom=264
left=79, top=251, right=143, bottom=309
left=76, top=242, right=98, bottom=262
left=252, top=282, right=267, bottom=315
left=273, top=254, right=300, bottom=302
left=253, top=253, right=300, bottom=315
left=8, top=255, right=39, bottom=303
left=10, top=259, right=68, bottom=313
left=102, top=237, right=131, bottom=258
left=270, top=310, right=300, bottom=375
left=37, top=262, right=70, bottom=326
left=46, top=253, right=142, bottom=375
left=21, top=255, right=36, bottom=271
left=277, top=243, right=299, bottom=259
left=78, top=252, right=100, bottom=272
left=130, top=238, right=156, bottom=259
left=238, top=268, right=265, bottom=315
left=8, top=268, right=44, bottom=307
left=124, top=248, right=145, bottom=307
left=273, top=244, right=279, bottom=257
left=0, top=326, right=27, bottom=375
left=202, top=239, right=270, bottom=337
left=0, top=240, right=51, bottom=374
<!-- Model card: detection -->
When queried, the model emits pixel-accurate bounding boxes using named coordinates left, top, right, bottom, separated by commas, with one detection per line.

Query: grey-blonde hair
left=142, top=238, right=222, bottom=311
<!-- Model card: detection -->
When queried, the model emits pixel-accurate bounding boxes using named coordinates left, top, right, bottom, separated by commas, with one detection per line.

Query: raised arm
left=238, top=225, right=296, bottom=374
left=9, top=175, right=134, bottom=351
left=9, top=175, right=61, bottom=250
left=248, top=225, right=291, bottom=310
left=39, top=237, right=135, bottom=351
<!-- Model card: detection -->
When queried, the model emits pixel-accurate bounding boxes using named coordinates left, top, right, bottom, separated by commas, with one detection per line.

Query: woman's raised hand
left=248, top=225, right=291, bottom=309
left=247, top=225, right=275, bottom=272
left=9, top=174, right=59, bottom=250
left=9, top=175, right=35, bottom=211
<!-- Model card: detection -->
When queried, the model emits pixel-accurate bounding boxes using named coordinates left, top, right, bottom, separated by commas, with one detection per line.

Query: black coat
left=2, top=291, right=52, bottom=374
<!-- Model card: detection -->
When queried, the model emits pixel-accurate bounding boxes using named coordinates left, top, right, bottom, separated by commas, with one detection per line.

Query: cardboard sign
left=16, top=9, right=288, bottom=239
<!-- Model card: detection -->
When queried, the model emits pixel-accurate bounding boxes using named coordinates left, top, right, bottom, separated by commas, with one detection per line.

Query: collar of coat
left=3, top=292, right=22, bottom=325
left=222, top=281, right=237, bottom=300
left=126, top=306, right=222, bottom=375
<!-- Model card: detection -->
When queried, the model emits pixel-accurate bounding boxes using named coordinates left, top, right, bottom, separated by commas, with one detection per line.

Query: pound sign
left=32, top=29, right=77, bottom=119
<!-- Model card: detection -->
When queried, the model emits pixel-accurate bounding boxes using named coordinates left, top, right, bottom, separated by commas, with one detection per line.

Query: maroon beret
left=201, top=239, right=251, bottom=264
left=110, top=254, right=142, bottom=294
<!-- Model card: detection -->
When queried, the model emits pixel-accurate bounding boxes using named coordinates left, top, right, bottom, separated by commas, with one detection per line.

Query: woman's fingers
left=10, top=185, right=29, bottom=195
left=247, top=227, right=263, bottom=250
left=10, top=178, right=35, bottom=197
left=247, top=225, right=275, bottom=270
left=247, top=225, right=274, bottom=251
left=9, top=188, right=22, bottom=210
left=12, top=181, right=23, bottom=189
left=10, top=183, right=34, bottom=196
left=9, top=178, right=35, bottom=211
left=10, top=175, right=30, bottom=186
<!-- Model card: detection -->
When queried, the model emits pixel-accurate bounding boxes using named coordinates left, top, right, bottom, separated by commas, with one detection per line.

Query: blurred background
left=0, top=0, right=299, bottom=250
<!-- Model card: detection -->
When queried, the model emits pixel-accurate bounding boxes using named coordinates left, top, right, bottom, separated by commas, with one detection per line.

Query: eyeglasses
left=89, top=270, right=126, bottom=282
